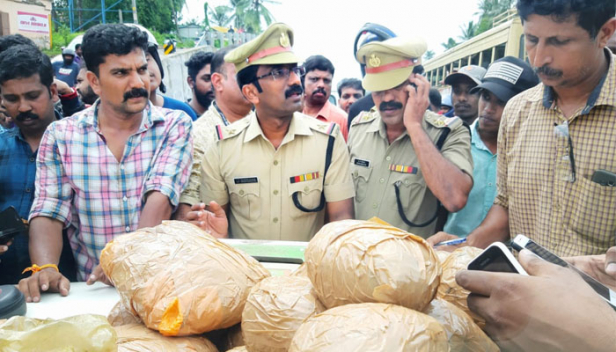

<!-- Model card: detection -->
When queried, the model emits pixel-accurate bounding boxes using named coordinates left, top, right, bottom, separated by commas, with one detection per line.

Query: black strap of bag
left=292, top=134, right=335, bottom=212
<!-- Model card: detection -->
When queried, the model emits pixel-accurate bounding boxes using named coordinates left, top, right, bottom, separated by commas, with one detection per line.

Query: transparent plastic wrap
left=0, top=314, right=117, bottom=352
left=289, top=303, right=448, bottom=352
left=242, top=276, right=325, bottom=352
left=436, top=250, right=451, bottom=264
left=305, top=219, right=441, bottom=311
left=108, top=301, right=142, bottom=327
left=436, top=246, right=485, bottom=328
left=115, top=323, right=218, bottom=351
left=100, top=221, right=270, bottom=336
left=226, top=347, right=248, bottom=352
left=424, top=298, right=499, bottom=352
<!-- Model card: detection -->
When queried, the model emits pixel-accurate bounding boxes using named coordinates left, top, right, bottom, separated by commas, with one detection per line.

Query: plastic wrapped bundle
left=242, top=276, right=325, bottom=352
left=0, top=314, right=116, bottom=351
left=436, top=246, right=485, bottom=327
left=288, top=263, right=308, bottom=277
left=226, top=347, right=248, bottom=352
left=289, top=303, right=448, bottom=352
left=115, top=323, right=218, bottom=351
left=100, top=221, right=270, bottom=336
left=108, top=301, right=142, bottom=327
left=436, top=250, right=451, bottom=264
left=305, top=219, right=441, bottom=311
left=424, top=298, right=499, bottom=352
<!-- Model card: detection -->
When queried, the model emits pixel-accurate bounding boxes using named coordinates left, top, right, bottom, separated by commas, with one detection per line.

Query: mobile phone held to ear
left=512, top=234, right=616, bottom=310
left=467, top=242, right=528, bottom=275
left=0, top=207, right=27, bottom=245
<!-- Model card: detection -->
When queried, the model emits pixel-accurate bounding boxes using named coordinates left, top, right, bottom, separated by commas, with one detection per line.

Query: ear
left=211, top=72, right=223, bottom=92
left=187, top=76, right=194, bottom=89
left=49, top=81, right=58, bottom=100
left=242, top=84, right=260, bottom=105
left=597, top=18, right=616, bottom=47
left=87, top=71, right=102, bottom=97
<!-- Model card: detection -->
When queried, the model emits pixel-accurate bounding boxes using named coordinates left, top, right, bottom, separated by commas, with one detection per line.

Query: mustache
left=312, top=87, right=327, bottom=96
left=285, top=84, right=304, bottom=98
left=454, top=103, right=471, bottom=109
left=535, top=65, right=563, bottom=78
left=16, top=111, right=39, bottom=121
left=379, top=101, right=403, bottom=111
left=123, top=88, right=148, bottom=102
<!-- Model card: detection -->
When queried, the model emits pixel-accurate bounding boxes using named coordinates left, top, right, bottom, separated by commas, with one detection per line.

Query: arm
left=55, top=79, right=85, bottom=117
left=456, top=250, right=616, bottom=351
left=404, top=74, right=472, bottom=212
left=465, top=204, right=510, bottom=248
left=326, top=198, right=354, bottom=222
left=138, top=191, right=173, bottom=228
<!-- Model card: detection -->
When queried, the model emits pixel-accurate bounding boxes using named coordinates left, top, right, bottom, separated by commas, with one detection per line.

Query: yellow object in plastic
left=159, top=297, right=183, bottom=336
left=0, top=314, right=117, bottom=352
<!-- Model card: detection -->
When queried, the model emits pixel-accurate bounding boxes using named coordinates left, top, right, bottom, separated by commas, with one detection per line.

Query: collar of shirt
left=470, top=120, right=493, bottom=154
left=76, top=101, right=164, bottom=133
left=315, top=100, right=334, bottom=121
left=244, top=111, right=313, bottom=144
left=366, top=111, right=409, bottom=142
left=542, top=48, right=616, bottom=114
left=212, top=100, right=230, bottom=126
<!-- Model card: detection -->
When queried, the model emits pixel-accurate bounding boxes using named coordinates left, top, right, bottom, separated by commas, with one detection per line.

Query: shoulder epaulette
left=351, top=109, right=378, bottom=126
left=425, top=112, right=462, bottom=129
left=215, top=117, right=250, bottom=141
left=310, top=120, right=338, bottom=136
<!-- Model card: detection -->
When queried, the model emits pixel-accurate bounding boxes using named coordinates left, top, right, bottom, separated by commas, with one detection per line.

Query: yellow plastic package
left=305, top=219, right=441, bottom=311
left=100, top=221, right=270, bottom=336
left=289, top=303, right=448, bottom=352
left=436, top=246, right=485, bottom=327
left=0, top=314, right=117, bottom=352
left=424, top=298, right=499, bottom=352
left=115, top=323, right=218, bottom=351
left=242, top=276, right=325, bottom=352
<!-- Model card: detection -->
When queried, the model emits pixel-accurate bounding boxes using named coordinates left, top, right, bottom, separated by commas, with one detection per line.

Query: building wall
left=0, top=0, right=52, bottom=48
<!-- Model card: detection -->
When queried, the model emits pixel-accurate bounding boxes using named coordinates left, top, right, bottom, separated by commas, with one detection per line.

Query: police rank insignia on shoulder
left=215, top=118, right=250, bottom=140
left=425, top=112, right=461, bottom=129
left=310, top=121, right=338, bottom=136
left=351, top=110, right=377, bottom=126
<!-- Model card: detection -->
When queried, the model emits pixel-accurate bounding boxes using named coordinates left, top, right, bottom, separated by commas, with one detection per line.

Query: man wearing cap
left=444, top=65, right=486, bottom=124
left=185, top=23, right=355, bottom=241
left=436, top=57, right=539, bottom=239
left=52, top=48, right=80, bottom=87
left=348, top=37, right=473, bottom=238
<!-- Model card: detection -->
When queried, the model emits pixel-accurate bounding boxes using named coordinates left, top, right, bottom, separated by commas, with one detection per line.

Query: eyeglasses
left=254, top=66, right=306, bottom=82
left=554, top=121, right=576, bottom=182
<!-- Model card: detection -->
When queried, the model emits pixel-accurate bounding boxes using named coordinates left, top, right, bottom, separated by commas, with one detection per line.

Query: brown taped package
left=436, top=246, right=486, bottom=328
left=115, top=323, right=218, bottom=351
left=0, top=314, right=117, bottom=351
left=289, top=303, right=449, bottom=352
left=436, top=250, right=451, bottom=264
left=100, top=221, right=270, bottom=336
left=305, top=219, right=441, bottom=311
left=424, top=298, right=500, bottom=352
left=226, top=347, right=248, bottom=352
left=288, top=263, right=308, bottom=278
left=242, top=276, right=325, bottom=352
left=108, top=301, right=142, bottom=327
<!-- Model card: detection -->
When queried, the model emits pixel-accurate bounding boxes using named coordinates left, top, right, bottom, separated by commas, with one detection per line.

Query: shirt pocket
left=288, top=178, right=324, bottom=219
left=351, top=164, right=372, bottom=203
left=227, top=180, right=261, bottom=221
left=389, top=172, right=428, bottom=218
left=568, top=176, right=616, bottom=249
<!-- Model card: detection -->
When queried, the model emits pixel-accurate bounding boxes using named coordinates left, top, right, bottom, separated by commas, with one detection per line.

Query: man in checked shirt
left=19, top=24, right=193, bottom=303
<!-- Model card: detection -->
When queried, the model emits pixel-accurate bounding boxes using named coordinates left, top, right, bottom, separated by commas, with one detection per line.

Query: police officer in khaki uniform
left=349, top=37, right=473, bottom=237
left=185, top=23, right=355, bottom=241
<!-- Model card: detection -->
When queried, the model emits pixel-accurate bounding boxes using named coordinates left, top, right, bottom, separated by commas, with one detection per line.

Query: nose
left=288, top=69, right=301, bottom=86
left=129, top=70, right=146, bottom=89
left=482, top=100, right=496, bottom=116
left=17, top=99, right=32, bottom=113
left=530, top=41, right=552, bottom=69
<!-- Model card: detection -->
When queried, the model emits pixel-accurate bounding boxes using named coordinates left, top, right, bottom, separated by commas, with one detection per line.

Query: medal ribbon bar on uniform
left=389, top=164, right=418, bottom=174
left=290, top=172, right=320, bottom=184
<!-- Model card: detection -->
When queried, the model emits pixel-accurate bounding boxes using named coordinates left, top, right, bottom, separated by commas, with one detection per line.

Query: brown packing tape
left=115, top=323, right=218, bottom=351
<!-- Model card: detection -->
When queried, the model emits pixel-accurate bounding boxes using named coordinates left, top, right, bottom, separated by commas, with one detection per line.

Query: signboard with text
left=17, top=11, right=50, bottom=34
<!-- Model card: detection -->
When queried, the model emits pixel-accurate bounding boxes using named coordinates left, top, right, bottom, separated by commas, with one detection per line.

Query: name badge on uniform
left=354, top=158, right=371, bottom=168
left=389, top=164, right=418, bottom=174
left=234, top=177, right=259, bottom=184
left=290, top=172, right=320, bottom=184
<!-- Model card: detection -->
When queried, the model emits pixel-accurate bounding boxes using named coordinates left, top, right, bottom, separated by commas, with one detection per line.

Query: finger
left=58, top=277, right=70, bottom=296
left=606, top=247, right=616, bottom=276
left=28, top=275, right=42, bottom=303
left=39, top=271, right=50, bottom=292
left=414, top=74, right=429, bottom=98
left=185, top=211, right=202, bottom=221
left=208, top=201, right=226, bottom=218
left=455, top=269, right=501, bottom=296
left=87, top=266, right=102, bottom=285
left=18, top=279, right=33, bottom=303
left=190, top=203, right=206, bottom=211
left=517, top=249, right=562, bottom=277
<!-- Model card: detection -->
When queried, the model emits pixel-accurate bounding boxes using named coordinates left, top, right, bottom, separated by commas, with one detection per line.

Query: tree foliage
left=424, top=50, right=435, bottom=61
left=441, top=38, right=458, bottom=50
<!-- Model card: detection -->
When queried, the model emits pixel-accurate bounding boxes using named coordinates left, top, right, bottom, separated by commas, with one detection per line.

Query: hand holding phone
left=468, top=242, right=528, bottom=275
left=0, top=207, right=27, bottom=245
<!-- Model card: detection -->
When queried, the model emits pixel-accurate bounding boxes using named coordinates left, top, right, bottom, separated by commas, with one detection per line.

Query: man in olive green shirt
left=349, top=37, right=473, bottom=237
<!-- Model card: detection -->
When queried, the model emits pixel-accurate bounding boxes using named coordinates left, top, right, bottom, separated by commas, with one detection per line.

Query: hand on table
left=86, top=265, right=113, bottom=287
left=18, top=268, right=70, bottom=303
left=185, top=201, right=228, bottom=238
left=456, top=250, right=616, bottom=352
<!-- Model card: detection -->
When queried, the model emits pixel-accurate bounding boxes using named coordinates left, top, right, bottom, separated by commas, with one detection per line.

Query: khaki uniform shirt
left=348, top=109, right=473, bottom=237
left=495, top=49, right=616, bottom=256
left=179, top=102, right=252, bottom=206
left=201, top=112, right=355, bottom=241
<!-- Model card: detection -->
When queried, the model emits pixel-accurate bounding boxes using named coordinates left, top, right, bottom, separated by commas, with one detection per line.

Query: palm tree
left=229, top=0, right=250, bottom=31
left=441, top=38, right=457, bottom=50
left=211, top=6, right=232, bottom=27
left=459, top=21, right=477, bottom=41
left=424, top=50, right=435, bottom=61
left=244, top=0, right=278, bottom=33
left=475, top=0, right=515, bottom=34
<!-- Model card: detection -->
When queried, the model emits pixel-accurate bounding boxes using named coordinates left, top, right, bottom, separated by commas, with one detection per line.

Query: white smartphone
left=512, top=234, right=616, bottom=310
left=467, top=242, right=529, bottom=275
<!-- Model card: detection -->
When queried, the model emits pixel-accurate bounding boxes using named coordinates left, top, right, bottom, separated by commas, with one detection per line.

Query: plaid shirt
left=30, top=102, right=193, bottom=279
left=496, top=49, right=616, bottom=256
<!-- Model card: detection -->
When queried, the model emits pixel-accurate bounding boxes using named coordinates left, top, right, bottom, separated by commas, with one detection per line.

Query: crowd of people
left=1, top=0, right=616, bottom=350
